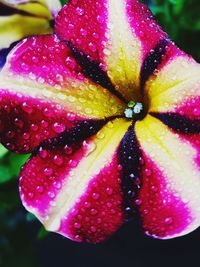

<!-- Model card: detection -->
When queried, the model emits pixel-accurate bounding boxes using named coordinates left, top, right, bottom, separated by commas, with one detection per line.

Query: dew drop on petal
left=74, top=222, right=81, bottom=229
left=52, top=122, right=66, bottom=133
left=53, top=155, right=64, bottom=166
left=106, top=187, right=113, bottom=195
left=44, top=168, right=53, bottom=176
left=36, top=185, right=44, bottom=193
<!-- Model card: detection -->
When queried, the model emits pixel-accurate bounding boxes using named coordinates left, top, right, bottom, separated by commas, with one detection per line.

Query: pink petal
left=0, top=34, right=124, bottom=153
left=19, top=118, right=131, bottom=243
left=135, top=115, right=200, bottom=239
left=139, top=153, right=191, bottom=239
left=55, top=0, right=169, bottom=102
left=0, top=90, right=81, bottom=153
left=147, top=55, right=200, bottom=117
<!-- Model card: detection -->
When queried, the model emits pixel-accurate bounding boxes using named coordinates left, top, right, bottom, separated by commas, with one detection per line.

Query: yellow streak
left=43, top=118, right=131, bottom=232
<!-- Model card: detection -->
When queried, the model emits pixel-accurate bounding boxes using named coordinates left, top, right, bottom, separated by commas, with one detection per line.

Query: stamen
left=124, top=102, right=144, bottom=119
left=124, top=108, right=133, bottom=118
left=133, top=103, right=143, bottom=114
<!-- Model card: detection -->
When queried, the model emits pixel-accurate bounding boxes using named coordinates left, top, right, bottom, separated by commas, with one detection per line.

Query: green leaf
left=0, top=165, right=13, bottom=184
left=0, top=151, right=30, bottom=184
left=8, top=153, right=30, bottom=177
left=37, top=226, right=49, bottom=240
left=0, top=145, right=8, bottom=159
left=60, top=0, right=69, bottom=6
left=168, top=0, right=177, bottom=4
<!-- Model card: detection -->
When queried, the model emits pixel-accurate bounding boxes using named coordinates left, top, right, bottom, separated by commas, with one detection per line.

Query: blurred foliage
left=0, top=0, right=200, bottom=266
left=147, top=0, right=200, bottom=61
left=60, top=0, right=69, bottom=5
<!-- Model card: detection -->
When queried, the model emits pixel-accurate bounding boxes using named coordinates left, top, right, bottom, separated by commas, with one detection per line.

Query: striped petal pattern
left=19, top=119, right=131, bottom=243
left=55, top=0, right=168, bottom=102
left=147, top=55, right=200, bottom=119
left=0, top=0, right=200, bottom=243
left=135, top=115, right=200, bottom=239
left=0, top=34, right=125, bottom=153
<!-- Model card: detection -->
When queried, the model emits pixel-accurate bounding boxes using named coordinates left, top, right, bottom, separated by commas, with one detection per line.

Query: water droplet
left=68, top=159, right=78, bottom=168
left=76, top=7, right=85, bottom=16
left=22, top=102, right=33, bottom=114
left=48, top=191, right=55, bottom=199
left=6, top=131, right=15, bottom=139
left=83, top=141, right=96, bottom=156
left=32, top=56, right=38, bottom=63
left=36, top=185, right=44, bottom=193
left=164, top=217, right=173, bottom=225
left=44, top=168, right=53, bottom=176
left=64, top=145, right=73, bottom=155
left=53, top=122, right=66, bottom=133
left=41, top=120, right=49, bottom=128
left=39, top=149, right=48, bottom=159
left=92, top=192, right=100, bottom=200
left=117, top=164, right=123, bottom=171
left=135, top=199, right=142, bottom=205
left=80, top=28, right=87, bottom=36
left=74, top=222, right=81, bottom=229
left=84, top=201, right=91, bottom=208
left=53, top=181, right=62, bottom=189
left=96, top=131, right=105, bottom=139
left=22, top=132, right=30, bottom=140
left=90, top=226, right=97, bottom=233
left=30, top=124, right=39, bottom=132
left=144, top=168, right=152, bottom=176
left=28, top=192, right=34, bottom=199
left=14, top=118, right=24, bottom=128
left=90, top=208, right=98, bottom=215
left=106, top=187, right=113, bottom=195
left=53, top=155, right=64, bottom=166
left=151, top=185, right=158, bottom=192
left=88, top=42, right=97, bottom=52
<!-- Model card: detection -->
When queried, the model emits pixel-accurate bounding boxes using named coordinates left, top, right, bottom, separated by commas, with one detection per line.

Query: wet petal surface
left=0, top=35, right=125, bottom=153
left=19, top=119, right=131, bottom=243
left=55, top=0, right=168, bottom=102
left=147, top=55, right=200, bottom=119
left=135, top=115, right=200, bottom=239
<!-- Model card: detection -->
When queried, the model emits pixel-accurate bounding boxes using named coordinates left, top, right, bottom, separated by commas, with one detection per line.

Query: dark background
left=2, top=213, right=200, bottom=267
left=1, top=0, right=200, bottom=266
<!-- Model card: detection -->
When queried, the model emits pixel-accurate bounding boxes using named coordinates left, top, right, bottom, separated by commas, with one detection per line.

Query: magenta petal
left=135, top=115, right=200, bottom=239
left=56, top=0, right=167, bottom=62
left=19, top=119, right=131, bottom=243
left=59, top=153, right=124, bottom=243
left=0, top=34, right=124, bottom=153
left=0, top=91, right=81, bottom=153
left=55, top=0, right=170, bottom=101
left=139, top=153, right=192, bottom=239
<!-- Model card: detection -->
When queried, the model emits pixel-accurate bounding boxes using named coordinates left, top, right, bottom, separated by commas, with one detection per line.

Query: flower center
left=124, top=101, right=145, bottom=120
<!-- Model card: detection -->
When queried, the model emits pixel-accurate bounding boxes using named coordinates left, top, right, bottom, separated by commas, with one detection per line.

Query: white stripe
left=136, top=115, right=200, bottom=238
left=42, top=119, right=131, bottom=232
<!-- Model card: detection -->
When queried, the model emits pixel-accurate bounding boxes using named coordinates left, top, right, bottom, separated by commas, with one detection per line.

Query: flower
left=0, top=0, right=200, bottom=244
left=0, top=0, right=61, bottom=68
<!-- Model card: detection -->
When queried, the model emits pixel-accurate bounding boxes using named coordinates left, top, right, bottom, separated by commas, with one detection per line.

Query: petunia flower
left=0, top=0, right=200, bottom=244
left=0, top=0, right=61, bottom=68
